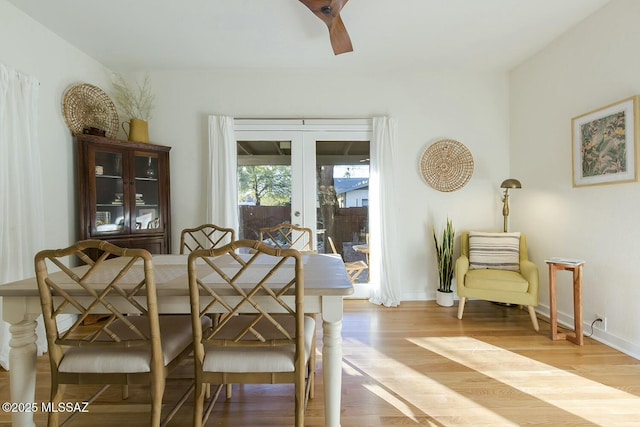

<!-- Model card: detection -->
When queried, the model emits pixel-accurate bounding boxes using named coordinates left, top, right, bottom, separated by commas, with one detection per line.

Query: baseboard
left=401, top=291, right=430, bottom=301
left=535, top=304, right=640, bottom=361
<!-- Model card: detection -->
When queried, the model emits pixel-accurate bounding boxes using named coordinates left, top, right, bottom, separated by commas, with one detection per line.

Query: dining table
left=0, top=252, right=353, bottom=427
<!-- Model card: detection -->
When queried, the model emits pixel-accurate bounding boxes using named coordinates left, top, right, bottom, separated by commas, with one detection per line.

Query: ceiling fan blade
left=299, top=0, right=353, bottom=55
left=328, top=15, right=353, bottom=55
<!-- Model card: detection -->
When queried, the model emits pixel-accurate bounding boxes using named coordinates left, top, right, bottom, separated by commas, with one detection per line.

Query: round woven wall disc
left=420, top=139, right=474, bottom=192
left=63, top=83, right=119, bottom=138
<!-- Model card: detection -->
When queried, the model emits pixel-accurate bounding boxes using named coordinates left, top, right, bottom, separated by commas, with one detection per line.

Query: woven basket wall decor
left=420, top=139, right=474, bottom=192
left=63, top=83, right=119, bottom=138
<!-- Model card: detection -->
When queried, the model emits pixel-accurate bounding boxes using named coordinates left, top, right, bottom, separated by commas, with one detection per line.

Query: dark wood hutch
left=75, top=134, right=171, bottom=254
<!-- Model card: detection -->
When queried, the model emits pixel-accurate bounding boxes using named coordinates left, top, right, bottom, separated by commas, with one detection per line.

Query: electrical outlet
left=595, top=313, right=607, bottom=331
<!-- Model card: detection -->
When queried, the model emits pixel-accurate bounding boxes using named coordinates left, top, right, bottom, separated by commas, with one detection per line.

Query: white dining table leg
left=8, top=315, right=39, bottom=427
left=322, top=295, right=344, bottom=427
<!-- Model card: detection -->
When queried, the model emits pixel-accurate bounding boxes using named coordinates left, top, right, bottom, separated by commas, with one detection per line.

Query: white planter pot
left=436, top=290, right=454, bottom=307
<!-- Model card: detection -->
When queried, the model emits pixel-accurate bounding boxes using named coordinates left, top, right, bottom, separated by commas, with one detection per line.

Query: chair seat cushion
left=202, top=315, right=315, bottom=373
left=59, top=315, right=209, bottom=374
left=464, top=269, right=529, bottom=293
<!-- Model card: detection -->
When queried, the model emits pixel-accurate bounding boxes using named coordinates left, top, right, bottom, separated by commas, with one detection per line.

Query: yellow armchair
left=455, top=231, right=539, bottom=331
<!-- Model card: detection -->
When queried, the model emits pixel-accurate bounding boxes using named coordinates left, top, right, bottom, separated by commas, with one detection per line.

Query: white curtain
left=206, top=115, right=239, bottom=231
left=368, top=116, right=400, bottom=307
left=0, top=64, right=47, bottom=369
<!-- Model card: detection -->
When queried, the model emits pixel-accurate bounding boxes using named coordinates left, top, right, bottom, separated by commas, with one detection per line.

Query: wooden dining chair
left=258, top=223, right=316, bottom=253
left=180, top=223, right=237, bottom=400
left=187, top=240, right=316, bottom=427
left=258, top=223, right=318, bottom=392
left=34, top=240, right=208, bottom=427
left=259, top=224, right=319, bottom=357
left=327, top=236, right=368, bottom=283
left=179, top=223, right=236, bottom=254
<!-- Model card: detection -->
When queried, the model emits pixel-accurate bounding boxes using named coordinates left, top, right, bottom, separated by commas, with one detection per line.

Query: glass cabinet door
left=93, top=150, right=125, bottom=235
left=133, top=153, right=161, bottom=232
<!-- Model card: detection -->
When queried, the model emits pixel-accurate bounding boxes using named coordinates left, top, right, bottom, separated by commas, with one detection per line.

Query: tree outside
left=238, top=165, right=291, bottom=206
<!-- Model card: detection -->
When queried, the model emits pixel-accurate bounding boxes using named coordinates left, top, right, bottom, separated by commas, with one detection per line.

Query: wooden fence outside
left=238, top=205, right=368, bottom=255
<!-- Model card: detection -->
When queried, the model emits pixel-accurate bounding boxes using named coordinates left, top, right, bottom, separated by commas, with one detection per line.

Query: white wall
left=8, top=0, right=632, bottom=359
left=149, top=69, right=510, bottom=300
left=344, top=189, right=368, bottom=208
left=510, top=0, right=640, bottom=358
left=0, top=0, right=113, bottom=252
left=0, top=0, right=511, bottom=307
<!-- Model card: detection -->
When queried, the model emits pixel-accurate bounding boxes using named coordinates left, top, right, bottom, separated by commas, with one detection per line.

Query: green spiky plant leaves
left=433, top=218, right=455, bottom=293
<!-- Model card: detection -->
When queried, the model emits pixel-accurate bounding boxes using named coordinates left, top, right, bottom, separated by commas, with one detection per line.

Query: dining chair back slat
left=180, top=223, right=236, bottom=254
left=258, top=223, right=316, bottom=253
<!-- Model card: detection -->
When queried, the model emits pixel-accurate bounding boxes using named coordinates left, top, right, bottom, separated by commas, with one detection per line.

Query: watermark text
left=2, top=401, right=89, bottom=413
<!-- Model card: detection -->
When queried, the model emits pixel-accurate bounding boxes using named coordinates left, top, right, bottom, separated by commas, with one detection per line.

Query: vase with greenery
left=433, top=218, right=455, bottom=306
left=111, top=73, right=155, bottom=142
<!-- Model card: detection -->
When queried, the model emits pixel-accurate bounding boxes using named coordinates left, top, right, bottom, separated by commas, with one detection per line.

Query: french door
left=234, top=128, right=309, bottom=238
left=234, top=120, right=372, bottom=292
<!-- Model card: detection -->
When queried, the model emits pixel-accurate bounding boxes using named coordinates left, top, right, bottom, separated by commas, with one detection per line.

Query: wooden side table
left=545, top=258, right=585, bottom=345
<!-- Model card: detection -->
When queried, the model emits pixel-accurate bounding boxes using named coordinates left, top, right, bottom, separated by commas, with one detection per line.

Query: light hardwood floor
left=1, top=300, right=639, bottom=426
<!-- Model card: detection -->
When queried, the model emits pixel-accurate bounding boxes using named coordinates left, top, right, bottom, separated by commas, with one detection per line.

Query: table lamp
left=501, top=178, right=521, bottom=232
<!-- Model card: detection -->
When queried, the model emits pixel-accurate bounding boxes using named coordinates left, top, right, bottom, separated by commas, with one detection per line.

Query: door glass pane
left=94, top=151, right=125, bottom=233
left=316, top=140, right=370, bottom=282
left=133, top=154, right=160, bottom=230
left=237, top=140, right=292, bottom=240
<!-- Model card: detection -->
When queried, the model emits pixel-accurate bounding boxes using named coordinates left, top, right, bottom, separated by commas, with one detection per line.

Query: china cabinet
left=75, top=134, right=171, bottom=255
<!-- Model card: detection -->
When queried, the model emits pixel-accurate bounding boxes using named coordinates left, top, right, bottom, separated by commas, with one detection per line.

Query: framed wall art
left=572, top=96, right=639, bottom=187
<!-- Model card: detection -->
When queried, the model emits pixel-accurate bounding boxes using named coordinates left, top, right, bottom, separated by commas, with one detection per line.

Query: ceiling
left=8, top=0, right=610, bottom=71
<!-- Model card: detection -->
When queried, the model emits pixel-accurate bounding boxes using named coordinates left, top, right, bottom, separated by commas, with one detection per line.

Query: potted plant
left=111, top=72, right=155, bottom=142
left=433, top=218, right=455, bottom=307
